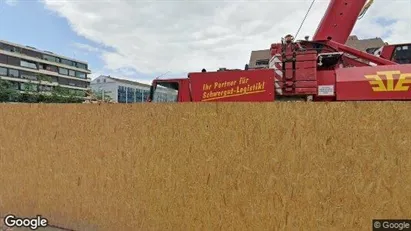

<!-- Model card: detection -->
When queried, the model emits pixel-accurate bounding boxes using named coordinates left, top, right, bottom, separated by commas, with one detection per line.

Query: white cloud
left=352, top=0, right=411, bottom=44
left=73, top=42, right=101, bottom=53
left=42, top=0, right=411, bottom=76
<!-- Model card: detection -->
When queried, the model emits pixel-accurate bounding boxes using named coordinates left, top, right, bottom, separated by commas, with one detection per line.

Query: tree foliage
left=92, top=89, right=113, bottom=102
left=0, top=80, right=20, bottom=102
left=0, top=73, right=86, bottom=103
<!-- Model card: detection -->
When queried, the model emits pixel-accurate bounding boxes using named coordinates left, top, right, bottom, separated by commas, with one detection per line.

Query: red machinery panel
left=336, top=64, right=411, bottom=101
left=189, top=69, right=275, bottom=102
left=380, top=45, right=396, bottom=61
left=279, top=51, right=317, bottom=95
left=314, top=70, right=337, bottom=101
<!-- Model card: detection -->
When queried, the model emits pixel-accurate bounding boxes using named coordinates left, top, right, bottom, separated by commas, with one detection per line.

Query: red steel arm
left=341, top=55, right=373, bottom=67
left=312, top=0, right=368, bottom=44
left=324, top=40, right=398, bottom=65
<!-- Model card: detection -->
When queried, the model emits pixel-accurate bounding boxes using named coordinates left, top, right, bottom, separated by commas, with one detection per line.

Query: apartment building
left=345, top=35, right=386, bottom=52
left=91, top=75, right=177, bottom=103
left=0, top=39, right=91, bottom=97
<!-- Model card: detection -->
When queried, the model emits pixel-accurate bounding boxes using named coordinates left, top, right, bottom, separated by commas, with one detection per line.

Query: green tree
left=1, top=73, right=87, bottom=103
left=36, top=74, right=86, bottom=103
left=19, top=79, right=40, bottom=103
left=36, top=73, right=52, bottom=83
left=50, top=86, right=84, bottom=103
left=93, top=89, right=113, bottom=102
left=0, top=79, right=20, bottom=102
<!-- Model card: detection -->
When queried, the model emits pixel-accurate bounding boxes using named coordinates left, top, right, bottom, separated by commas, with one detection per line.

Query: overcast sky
left=1, top=0, right=410, bottom=84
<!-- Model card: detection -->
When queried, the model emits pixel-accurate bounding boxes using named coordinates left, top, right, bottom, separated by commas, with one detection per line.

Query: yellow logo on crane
left=365, top=71, right=411, bottom=92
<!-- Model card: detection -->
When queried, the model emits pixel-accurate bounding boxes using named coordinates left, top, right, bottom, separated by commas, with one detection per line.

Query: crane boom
left=312, top=0, right=368, bottom=44
left=358, top=0, right=374, bottom=19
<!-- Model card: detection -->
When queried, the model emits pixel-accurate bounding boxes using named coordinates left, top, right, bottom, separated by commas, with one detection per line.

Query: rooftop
left=345, top=35, right=387, bottom=51
left=93, top=75, right=151, bottom=88
left=248, top=49, right=271, bottom=68
left=0, top=39, right=88, bottom=64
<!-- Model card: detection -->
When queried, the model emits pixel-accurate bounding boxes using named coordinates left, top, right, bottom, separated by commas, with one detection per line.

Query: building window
left=58, top=78, right=70, bottom=85
left=61, top=79, right=84, bottom=87
left=75, top=71, right=86, bottom=79
left=152, top=88, right=178, bottom=102
left=58, top=67, right=68, bottom=75
left=69, top=70, right=76, bottom=76
left=7, top=56, right=20, bottom=66
left=393, top=45, right=411, bottom=64
left=8, top=69, right=19, bottom=78
left=127, top=87, right=134, bottom=103
left=20, top=60, right=38, bottom=69
left=42, top=64, right=58, bottom=72
left=76, top=63, right=87, bottom=70
left=22, top=49, right=42, bottom=59
left=4, top=45, right=21, bottom=53
left=0, top=54, right=7, bottom=64
left=256, top=59, right=269, bottom=66
left=97, top=79, right=100, bottom=83
left=0, top=67, right=7, bottom=76
left=43, top=54, right=60, bottom=63
left=20, top=71, right=37, bottom=81
left=117, top=86, right=127, bottom=103
left=133, top=89, right=150, bottom=102
left=39, top=75, right=54, bottom=82
left=61, top=59, right=74, bottom=66
left=136, top=88, right=143, bottom=102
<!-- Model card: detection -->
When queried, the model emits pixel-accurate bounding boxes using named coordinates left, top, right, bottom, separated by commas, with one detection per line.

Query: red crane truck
left=366, top=44, right=411, bottom=65
left=148, top=0, right=411, bottom=102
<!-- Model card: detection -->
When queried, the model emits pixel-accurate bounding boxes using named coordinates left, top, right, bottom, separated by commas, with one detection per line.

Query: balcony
left=0, top=49, right=91, bottom=74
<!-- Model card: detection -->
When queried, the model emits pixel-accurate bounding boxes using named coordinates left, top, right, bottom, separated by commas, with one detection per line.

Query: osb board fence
left=0, top=102, right=410, bottom=231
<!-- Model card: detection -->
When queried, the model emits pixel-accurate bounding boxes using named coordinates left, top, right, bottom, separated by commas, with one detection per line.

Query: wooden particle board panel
left=0, top=102, right=410, bottom=230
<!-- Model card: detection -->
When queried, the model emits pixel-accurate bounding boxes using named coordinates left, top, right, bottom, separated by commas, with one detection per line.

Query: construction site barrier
left=0, top=102, right=410, bottom=230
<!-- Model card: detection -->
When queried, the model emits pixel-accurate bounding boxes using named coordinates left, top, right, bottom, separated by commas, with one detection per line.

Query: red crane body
left=313, top=0, right=368, bottom=44
left=148, top=0, right=411, bottom=102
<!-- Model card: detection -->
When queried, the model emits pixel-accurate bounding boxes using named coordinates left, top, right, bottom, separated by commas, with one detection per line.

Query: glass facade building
left=92, top=75, right=178, bottom=103
left=116, top=87, right=152, bottom=103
